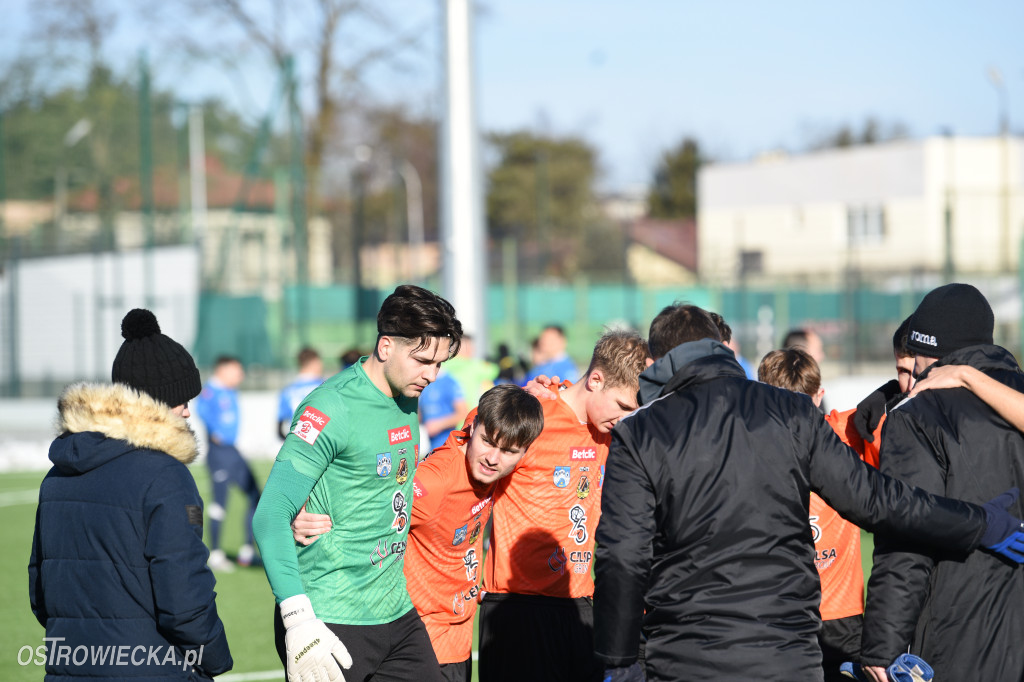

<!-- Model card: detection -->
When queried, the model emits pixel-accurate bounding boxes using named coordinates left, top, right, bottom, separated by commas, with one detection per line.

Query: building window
left=739, top=250, right=763, bottom=276
left=847, top=205, right=885, bottom=246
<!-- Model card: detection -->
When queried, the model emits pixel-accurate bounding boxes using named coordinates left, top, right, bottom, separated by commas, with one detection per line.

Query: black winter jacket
left=593, top=340, right=989, bottom=682
left=862, top=345, right=1024, bottom=679
left=29, top=383, right=232, bottom=680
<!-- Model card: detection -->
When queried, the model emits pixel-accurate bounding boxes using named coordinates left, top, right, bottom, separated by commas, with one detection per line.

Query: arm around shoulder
left=913, top=364, right=1024, bottom=433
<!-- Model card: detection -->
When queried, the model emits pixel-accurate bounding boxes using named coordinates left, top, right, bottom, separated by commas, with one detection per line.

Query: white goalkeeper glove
left=280, top=594, right=353, bottom=682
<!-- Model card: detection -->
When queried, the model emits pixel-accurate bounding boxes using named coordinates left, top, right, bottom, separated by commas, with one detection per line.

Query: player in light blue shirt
left=195, top=356, right=261, bottom=571
left=277, top=347, right=324, bottom=439
left=525, top=324, right=579, bottom=383
left=418, top=370, right=467, bottom=452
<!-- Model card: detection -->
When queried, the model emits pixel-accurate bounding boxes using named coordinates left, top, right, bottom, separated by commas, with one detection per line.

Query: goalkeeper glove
left=603, top=662, right=644, bottom=682
left=980, top=488, right=1024, bottom=562
left=887, top=653, right=933, bottom=682
left=280, top=594, right=352, bottom=682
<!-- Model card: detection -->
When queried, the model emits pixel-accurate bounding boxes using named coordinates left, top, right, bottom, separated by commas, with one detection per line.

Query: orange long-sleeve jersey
left=483, top=390, right=609, bottom=598
left=814, top=408, right=884, bottom=621
left=404, top=424, right=494, bottom=664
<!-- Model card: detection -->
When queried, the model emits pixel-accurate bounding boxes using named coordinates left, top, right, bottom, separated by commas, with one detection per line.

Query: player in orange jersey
left=290, top=384, right=545, bottom=682
left=478, top=330, right=650, bottom=682
left=758, top=348, right=878, bottom=682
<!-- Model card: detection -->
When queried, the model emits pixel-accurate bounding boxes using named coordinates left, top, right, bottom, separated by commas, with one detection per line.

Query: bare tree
left=143, top=0, right=433, bottom=221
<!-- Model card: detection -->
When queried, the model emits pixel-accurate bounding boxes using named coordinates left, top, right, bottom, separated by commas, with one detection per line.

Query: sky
left=2, top=0, right=1023, bottom=192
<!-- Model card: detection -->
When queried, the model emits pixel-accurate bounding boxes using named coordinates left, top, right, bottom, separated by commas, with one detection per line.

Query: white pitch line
left=215, top=671, right=282, bottom=681
left=0, top=489, right=39, bottom=508
left=217, top=651, right=480, bottom=680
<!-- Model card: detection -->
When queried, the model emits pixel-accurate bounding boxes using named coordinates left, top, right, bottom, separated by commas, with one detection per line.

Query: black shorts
left=820, top=614, right=863, bottom=682
left=274, top=604, right=443, bottom=681
left=478, top=592, right=602, bottom=682
left=439, top=658, right=471, bottom=682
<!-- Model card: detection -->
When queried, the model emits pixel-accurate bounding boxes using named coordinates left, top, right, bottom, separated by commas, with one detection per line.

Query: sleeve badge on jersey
left=293, top=406, right=331, bottom=445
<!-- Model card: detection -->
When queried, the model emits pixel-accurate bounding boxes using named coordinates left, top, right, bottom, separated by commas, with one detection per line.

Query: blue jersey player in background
left=418, top=369, right=467, bottom=452
left=524, top=324, right=579, bottom=384
left=196, top=355, right=262, bottom=571
left=277, top=347, right=324, bottom=439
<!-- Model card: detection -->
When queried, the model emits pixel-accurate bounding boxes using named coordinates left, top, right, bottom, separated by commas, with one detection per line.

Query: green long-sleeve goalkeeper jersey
left=253, top=359, right=420, bottom=625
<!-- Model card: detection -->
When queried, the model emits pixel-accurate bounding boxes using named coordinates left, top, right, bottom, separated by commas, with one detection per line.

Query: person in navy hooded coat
left=29, top=309, right=232, bottom=680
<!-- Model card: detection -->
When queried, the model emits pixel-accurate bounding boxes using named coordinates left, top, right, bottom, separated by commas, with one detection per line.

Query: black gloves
left=853, top=379, right=902, bottom=443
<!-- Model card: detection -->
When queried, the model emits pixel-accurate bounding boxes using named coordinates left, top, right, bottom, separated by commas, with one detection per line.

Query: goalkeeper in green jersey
left=253, top=285, right=462, bottom=682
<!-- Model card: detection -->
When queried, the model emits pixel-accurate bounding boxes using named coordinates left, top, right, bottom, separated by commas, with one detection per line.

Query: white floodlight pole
left=441, top=0, right=486, bottom=356
left=188, top=106, right=208, bottom=244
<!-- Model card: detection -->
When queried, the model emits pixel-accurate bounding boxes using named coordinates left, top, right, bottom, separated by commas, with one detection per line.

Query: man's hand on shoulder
left=524, top=374, right=561, bottom=401
left=291, top=503, right=332, bottom=546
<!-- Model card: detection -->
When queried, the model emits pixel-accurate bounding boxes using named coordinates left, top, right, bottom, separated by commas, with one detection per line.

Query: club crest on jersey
left=388, top=425, right=413, bottom=445
left=293, top=406, right=331, bottom=445
left=452, top=524, right=468, bottom=545
left=599, top=465, right=605, bottom=489
left=576, top=474, right=590, bottom=500
left=553, top=466, right=571, bottom=488
left=377, top=453, right=392, bottom=477
left=396, top=458, right=409, bottom=484
left=468, top=520, right=482, bottom=545
left=568, top=504, right=588, bottom=545
left=548, top=546, right=567, bottom=575
left=570, top=447, right=597, bottom=461
left=463, top=547, right=479, bottom=581
left=391, top=490, right=408, bottom=533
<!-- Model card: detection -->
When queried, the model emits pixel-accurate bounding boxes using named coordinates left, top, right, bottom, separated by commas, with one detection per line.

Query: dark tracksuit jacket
left=29, top=383, right=232, bottom=681
left=862, top=345, right=1024, bottom=680
left=593, top=339, right=991, bottom=682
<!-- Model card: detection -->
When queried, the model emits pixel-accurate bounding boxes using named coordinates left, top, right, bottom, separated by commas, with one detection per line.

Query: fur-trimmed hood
left=51, top=383, right=199, bottom=472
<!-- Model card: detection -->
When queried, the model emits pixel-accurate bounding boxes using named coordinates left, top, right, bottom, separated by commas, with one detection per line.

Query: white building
left=698, top=136, right=1024, bottom=285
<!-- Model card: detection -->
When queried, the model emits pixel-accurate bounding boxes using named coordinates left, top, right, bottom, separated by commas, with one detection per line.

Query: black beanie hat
left=892, top=316, right=912, bottom=355
left=111, top=309, right=202, bottom=407
left=905, top=283, right=994, bottom=358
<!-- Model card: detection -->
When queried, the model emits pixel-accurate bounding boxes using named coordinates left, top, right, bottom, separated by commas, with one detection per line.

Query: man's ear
left=376, top=335, right=394, bottom=362
left=645, top=357, right=654, bottom=368
left=586, top=369, right=604, bottom=392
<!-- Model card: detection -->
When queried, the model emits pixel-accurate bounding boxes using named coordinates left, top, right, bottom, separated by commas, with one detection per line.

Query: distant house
left=698, top=136, right=1024, bottom=285
left=626, top=218, right=698, bottom=285
left=63, top=156, right=333, bottom=294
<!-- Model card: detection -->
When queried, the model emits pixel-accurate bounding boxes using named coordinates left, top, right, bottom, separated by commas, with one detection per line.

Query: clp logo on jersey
left=570, top=447, right=596, bottom=461
left=388, top=426, right=412, bottom=445
left=294, top=407, right=331, bottom=445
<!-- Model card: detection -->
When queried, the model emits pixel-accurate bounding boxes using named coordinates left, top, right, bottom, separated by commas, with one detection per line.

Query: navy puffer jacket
left=29, top=383, right=232, bottom=680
